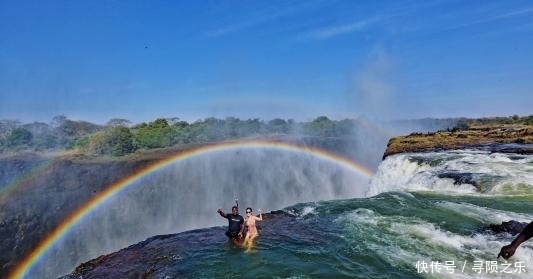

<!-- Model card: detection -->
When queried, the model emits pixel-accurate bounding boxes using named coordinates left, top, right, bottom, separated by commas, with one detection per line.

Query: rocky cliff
left=0, top=136, right=374, bottom=278
left=383, top=124, right=533, bottom=159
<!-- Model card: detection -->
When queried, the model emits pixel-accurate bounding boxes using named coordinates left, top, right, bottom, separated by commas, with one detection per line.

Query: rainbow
left=8, top=139, right=374, bottom=279
left=0, top=151, right=80, bottom=204
left=0, top=158, right=57, bottom=204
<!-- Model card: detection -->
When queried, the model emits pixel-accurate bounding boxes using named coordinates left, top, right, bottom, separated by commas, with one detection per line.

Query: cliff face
left=383, top=124, right=533, bottom=159
left=0, top=137, right=377, bottom=278
left=0, top=152, right=159, bottom=278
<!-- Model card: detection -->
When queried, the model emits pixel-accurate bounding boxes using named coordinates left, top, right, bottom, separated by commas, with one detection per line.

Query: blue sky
left=1, top=0, right=532, bottom=125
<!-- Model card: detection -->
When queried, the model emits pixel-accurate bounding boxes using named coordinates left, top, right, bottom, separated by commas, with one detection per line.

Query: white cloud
left=205, top=1, right=328, bottom=38
left=305, top=17, right=380, bottom=40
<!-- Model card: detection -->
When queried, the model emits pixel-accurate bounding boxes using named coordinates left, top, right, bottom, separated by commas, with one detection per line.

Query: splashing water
left=18, top=146, right=370, bottom=278
left=14, top=147, right=533, bottom=279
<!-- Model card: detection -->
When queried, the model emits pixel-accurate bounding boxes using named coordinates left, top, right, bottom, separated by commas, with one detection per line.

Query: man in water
left=217, top=205, right=245, bottom=245
left=498, top=221, right=533, bottom=259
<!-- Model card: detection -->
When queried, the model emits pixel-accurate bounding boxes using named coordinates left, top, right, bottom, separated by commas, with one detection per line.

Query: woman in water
left=243, top=207, right=263, bottom=250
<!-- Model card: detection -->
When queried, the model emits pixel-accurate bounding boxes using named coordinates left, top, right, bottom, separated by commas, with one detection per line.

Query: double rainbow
left=8, top=139, right=374, bottom=279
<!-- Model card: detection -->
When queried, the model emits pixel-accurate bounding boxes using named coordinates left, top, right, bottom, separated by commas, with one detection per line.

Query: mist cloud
left=348, top=48, right=404, bottom=120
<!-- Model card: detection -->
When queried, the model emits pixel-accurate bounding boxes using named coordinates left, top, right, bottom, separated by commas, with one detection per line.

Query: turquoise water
left=28, top=149, right=533, bottom=278
left=161, top=150, right=533, bottom=278
left=162, top=191, right=533, bottom=278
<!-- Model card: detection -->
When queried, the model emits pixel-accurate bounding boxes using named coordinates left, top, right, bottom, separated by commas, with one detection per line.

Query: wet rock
left=58, top=211, right=289, bottom=279
left=485, top=220, right=528, bottom=235
left=437, top=172, right=477, bottom=186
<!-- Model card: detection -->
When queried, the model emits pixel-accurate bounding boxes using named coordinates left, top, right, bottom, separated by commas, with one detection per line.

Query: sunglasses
left=246, top=211, right=252, bottom=214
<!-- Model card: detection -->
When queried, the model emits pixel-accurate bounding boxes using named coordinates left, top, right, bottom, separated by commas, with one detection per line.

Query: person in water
left=498, top=221, right=533, bottom=259
left=217, top=205, right=245, bottom=245
left=243, top=207, right=263, bottom=249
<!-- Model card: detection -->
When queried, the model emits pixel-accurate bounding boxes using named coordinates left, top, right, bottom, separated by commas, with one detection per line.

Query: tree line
left=0, top=116, right=358, bottom=156
left=2, top=114, right=531, bottom=157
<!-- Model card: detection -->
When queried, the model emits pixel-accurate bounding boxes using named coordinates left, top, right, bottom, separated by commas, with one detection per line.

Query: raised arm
left=498, top=221, right=533, bottom=259
left=217, top=208, right=227, bottom=218
left=255, top=208, right=263, bottom=221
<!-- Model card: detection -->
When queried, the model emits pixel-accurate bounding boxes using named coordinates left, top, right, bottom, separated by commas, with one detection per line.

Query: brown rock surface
left=383, top=124, right=533, bottom=159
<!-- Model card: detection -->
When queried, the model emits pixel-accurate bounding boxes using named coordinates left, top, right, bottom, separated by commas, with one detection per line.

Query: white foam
left=436, top=201, right=533, bottom=224
left=300, top=205, right=317, bottom=217
left=369, top=151, right=533, bottom=197
left=340, top=209, right=533, bottom=278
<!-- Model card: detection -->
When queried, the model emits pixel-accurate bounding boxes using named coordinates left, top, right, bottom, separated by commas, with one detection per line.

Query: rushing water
left=52, top=148, right=533, bottom=279
left=20, top=147, right=370, bottom=279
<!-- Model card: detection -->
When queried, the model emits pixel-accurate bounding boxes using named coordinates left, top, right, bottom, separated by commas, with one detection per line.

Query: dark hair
left=246, top=207, right=252, bottom=212
left=232, top=206, right=238, bottom=210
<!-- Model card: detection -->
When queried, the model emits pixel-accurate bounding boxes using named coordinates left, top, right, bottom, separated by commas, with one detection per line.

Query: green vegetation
left=5, top=127, right=33, bottom=150
left=0, top=115, right=361, bottom=156
left=451, top=115, right=533, bottom=130
left=3, top=114, right=532, bottom=157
